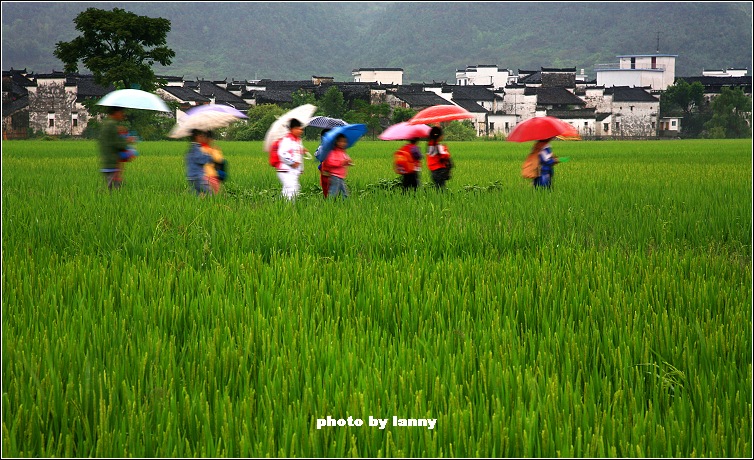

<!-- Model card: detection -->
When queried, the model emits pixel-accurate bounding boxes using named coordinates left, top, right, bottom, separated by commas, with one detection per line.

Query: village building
left=2, top=52, right=750, bottom=140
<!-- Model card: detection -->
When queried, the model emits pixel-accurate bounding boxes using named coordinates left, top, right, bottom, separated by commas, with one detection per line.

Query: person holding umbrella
left=98, top=106, right=134, bottom=190
left=322, top=133, right=354, bottom=200
left=426, top=126, right=454, bottom=190
left=185, top=129, right=214, bottom=196
left=315, top=129, right=332, bottom=198
left=277, top=118, right=307, bottom=200
left=531, top=138, right=560, bottom=189
left=393, top=138, right=423, bottom=192
left=201, top=130, right=226, bottom=195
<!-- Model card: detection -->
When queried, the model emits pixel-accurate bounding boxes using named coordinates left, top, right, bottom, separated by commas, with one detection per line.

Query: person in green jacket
left=99, top=106, right=132, bottom=190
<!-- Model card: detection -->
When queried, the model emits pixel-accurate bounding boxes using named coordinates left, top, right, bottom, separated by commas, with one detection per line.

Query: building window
left=651, top=122, right=656, bottom=130
left=630, top=57, right=636, bottom=69
left=671, top=120, right=676, bottom=127
left=603, top=123, right=609, bottom=132
left=615, top=122, right=620, bottom=132
left=47, top=112, right=55, bottom=128
left=505, top=122, right=509, bottom=132
left=651, top=57, right=657, bottom=69
left=489, top=122, right=495, bottom=132
left=630, top=106, right=634, bottom=111
left=72, top=112, right=78, bottom=127
left=584, top=122, right=588, bottom=127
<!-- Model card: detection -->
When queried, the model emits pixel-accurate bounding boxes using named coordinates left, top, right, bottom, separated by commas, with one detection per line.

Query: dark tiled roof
left=596, top=112, right=611, bottom=121
left=75, top=76, right=113, bottom=99
left=393, top=91, right=452, bottom=109
left=162, top=86, right=211, bottom=103
left=518, top=71, right=542, bottom=84
left=535, top=87, right=586, bottom=106
left=607, top=86, right=659, bottom=102
left=451, top=85, right=496, bottom=101
left=676, top=75, right=752, bottom=89
left=2, top=69, right=35, bottom=87
left=195, top=81, right=250, bottom=109
left=451, top=99, right=486, bottom=113
left=2, top=94, right=28, bottom=117
left=255, top=90, right=294, bottom=104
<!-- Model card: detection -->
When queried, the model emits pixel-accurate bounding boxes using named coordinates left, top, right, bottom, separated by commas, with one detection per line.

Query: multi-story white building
left=595, top=53, right=677, bottom=91
left=455, top=65, right=514, bottom=89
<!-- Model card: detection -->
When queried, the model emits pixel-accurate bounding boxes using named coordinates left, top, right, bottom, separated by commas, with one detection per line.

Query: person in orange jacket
left=426, top=126, right=453, bottom=190
left=393, top=137, right=423, bottom=192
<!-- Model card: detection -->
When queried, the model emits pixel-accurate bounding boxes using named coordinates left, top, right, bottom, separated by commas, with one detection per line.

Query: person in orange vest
left=393, top=137, right=423, bottom=192
left=426, top=126, right=453, bottom=190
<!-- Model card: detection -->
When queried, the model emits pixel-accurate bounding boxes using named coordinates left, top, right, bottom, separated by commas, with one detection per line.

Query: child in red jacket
left=322, top=134, right=354, bottom=199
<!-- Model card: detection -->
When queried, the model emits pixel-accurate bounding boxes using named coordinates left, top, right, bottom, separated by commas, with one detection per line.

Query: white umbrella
left=263, top=104, right=317, bottom=152
left=168, top=111, right=242, bottom=139
left=97, top=89, right=171, bottom=112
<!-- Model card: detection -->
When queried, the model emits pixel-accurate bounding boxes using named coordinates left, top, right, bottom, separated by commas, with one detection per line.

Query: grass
left=2, top=138, right=752, bottom=457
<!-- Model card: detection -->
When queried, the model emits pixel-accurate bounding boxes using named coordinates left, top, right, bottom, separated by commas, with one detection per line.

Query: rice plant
left=2, top=138, right=751, bottom=457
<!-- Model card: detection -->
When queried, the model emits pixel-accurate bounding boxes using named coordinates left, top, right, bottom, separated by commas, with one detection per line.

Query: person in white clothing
left=276, top=118, right=307, bottom=200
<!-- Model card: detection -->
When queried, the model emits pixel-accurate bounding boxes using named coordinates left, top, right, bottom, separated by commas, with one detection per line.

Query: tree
left=54, top=7, right=175, bottom=92
left=443, top=120, right=477, bottom=141
left=391, top=107, right=417, bottom=124
left=318, top=86, right=347, bottom=119
left=289, top=89, right=317, bottom=109
left=703, top=87, right=752, bottom=139
left=223, top=104, right=285, bottom=141
left=660, top=79, right=705, bottom=117
left=346, top=101, right=391, bottom=139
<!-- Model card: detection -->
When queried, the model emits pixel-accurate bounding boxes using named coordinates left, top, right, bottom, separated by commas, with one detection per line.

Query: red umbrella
left=378, top=122, right=432, bottom=140
left=407, top=104, right=475, bottom=125
left=507, top=116, right=580, bottom=142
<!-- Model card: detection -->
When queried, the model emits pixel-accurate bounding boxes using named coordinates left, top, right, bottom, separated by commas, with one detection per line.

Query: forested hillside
left=2, top=2, right=751, bottom=82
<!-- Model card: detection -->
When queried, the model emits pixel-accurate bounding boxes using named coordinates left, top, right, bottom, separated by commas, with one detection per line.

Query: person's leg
left=321, top=173, right=330, bottom=198
left=278, top=171, right=297, bottom=200
left=328, top=176, right=341, bottom=199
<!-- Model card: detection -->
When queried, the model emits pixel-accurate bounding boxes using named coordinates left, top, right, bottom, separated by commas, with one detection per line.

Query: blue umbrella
left=316, top=124, right=367, bottom=162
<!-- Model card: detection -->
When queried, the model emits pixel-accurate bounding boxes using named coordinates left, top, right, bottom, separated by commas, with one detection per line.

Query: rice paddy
left=2, top=138, right=751, bottom=457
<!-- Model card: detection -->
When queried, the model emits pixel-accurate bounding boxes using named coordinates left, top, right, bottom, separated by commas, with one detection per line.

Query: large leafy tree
left=54, top=7, right=175, bottom=92
left=317, top=86, right=347, bottom=119
left=703, top=87, right=752, bottom=139
left=660, top=79, right=705, bottom=117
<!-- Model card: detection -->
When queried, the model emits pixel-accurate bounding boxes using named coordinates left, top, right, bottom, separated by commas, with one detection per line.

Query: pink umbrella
left=378, top=122, right=432, bottom=141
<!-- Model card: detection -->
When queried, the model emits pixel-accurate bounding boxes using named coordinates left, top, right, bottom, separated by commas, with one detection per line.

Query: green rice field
left=2, top=138, right=752, bottom=457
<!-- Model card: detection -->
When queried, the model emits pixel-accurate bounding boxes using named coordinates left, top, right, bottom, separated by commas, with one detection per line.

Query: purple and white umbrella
left=185, top=103, right=248, bottom=119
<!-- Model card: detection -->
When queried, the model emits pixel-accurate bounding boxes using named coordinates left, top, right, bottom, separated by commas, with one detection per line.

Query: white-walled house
left=352, top=68, right=403, bottom=85
left=455, top=65, right=513, bottom=89
left=702, top=68, right=748, bottom=77
left=595, top=54, right=677, bottom=91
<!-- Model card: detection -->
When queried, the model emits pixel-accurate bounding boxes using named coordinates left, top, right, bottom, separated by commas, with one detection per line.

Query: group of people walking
left=99, top=109, right=559, bottom=198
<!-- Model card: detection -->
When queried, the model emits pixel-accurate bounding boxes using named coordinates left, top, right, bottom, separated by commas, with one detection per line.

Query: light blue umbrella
left=97, top=89, right=171, bottom=112
left=317, top=123, right=367, bottom=162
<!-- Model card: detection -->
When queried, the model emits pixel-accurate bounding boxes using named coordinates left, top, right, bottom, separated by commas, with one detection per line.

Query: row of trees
left=660, top=79, right=752, bottom=139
